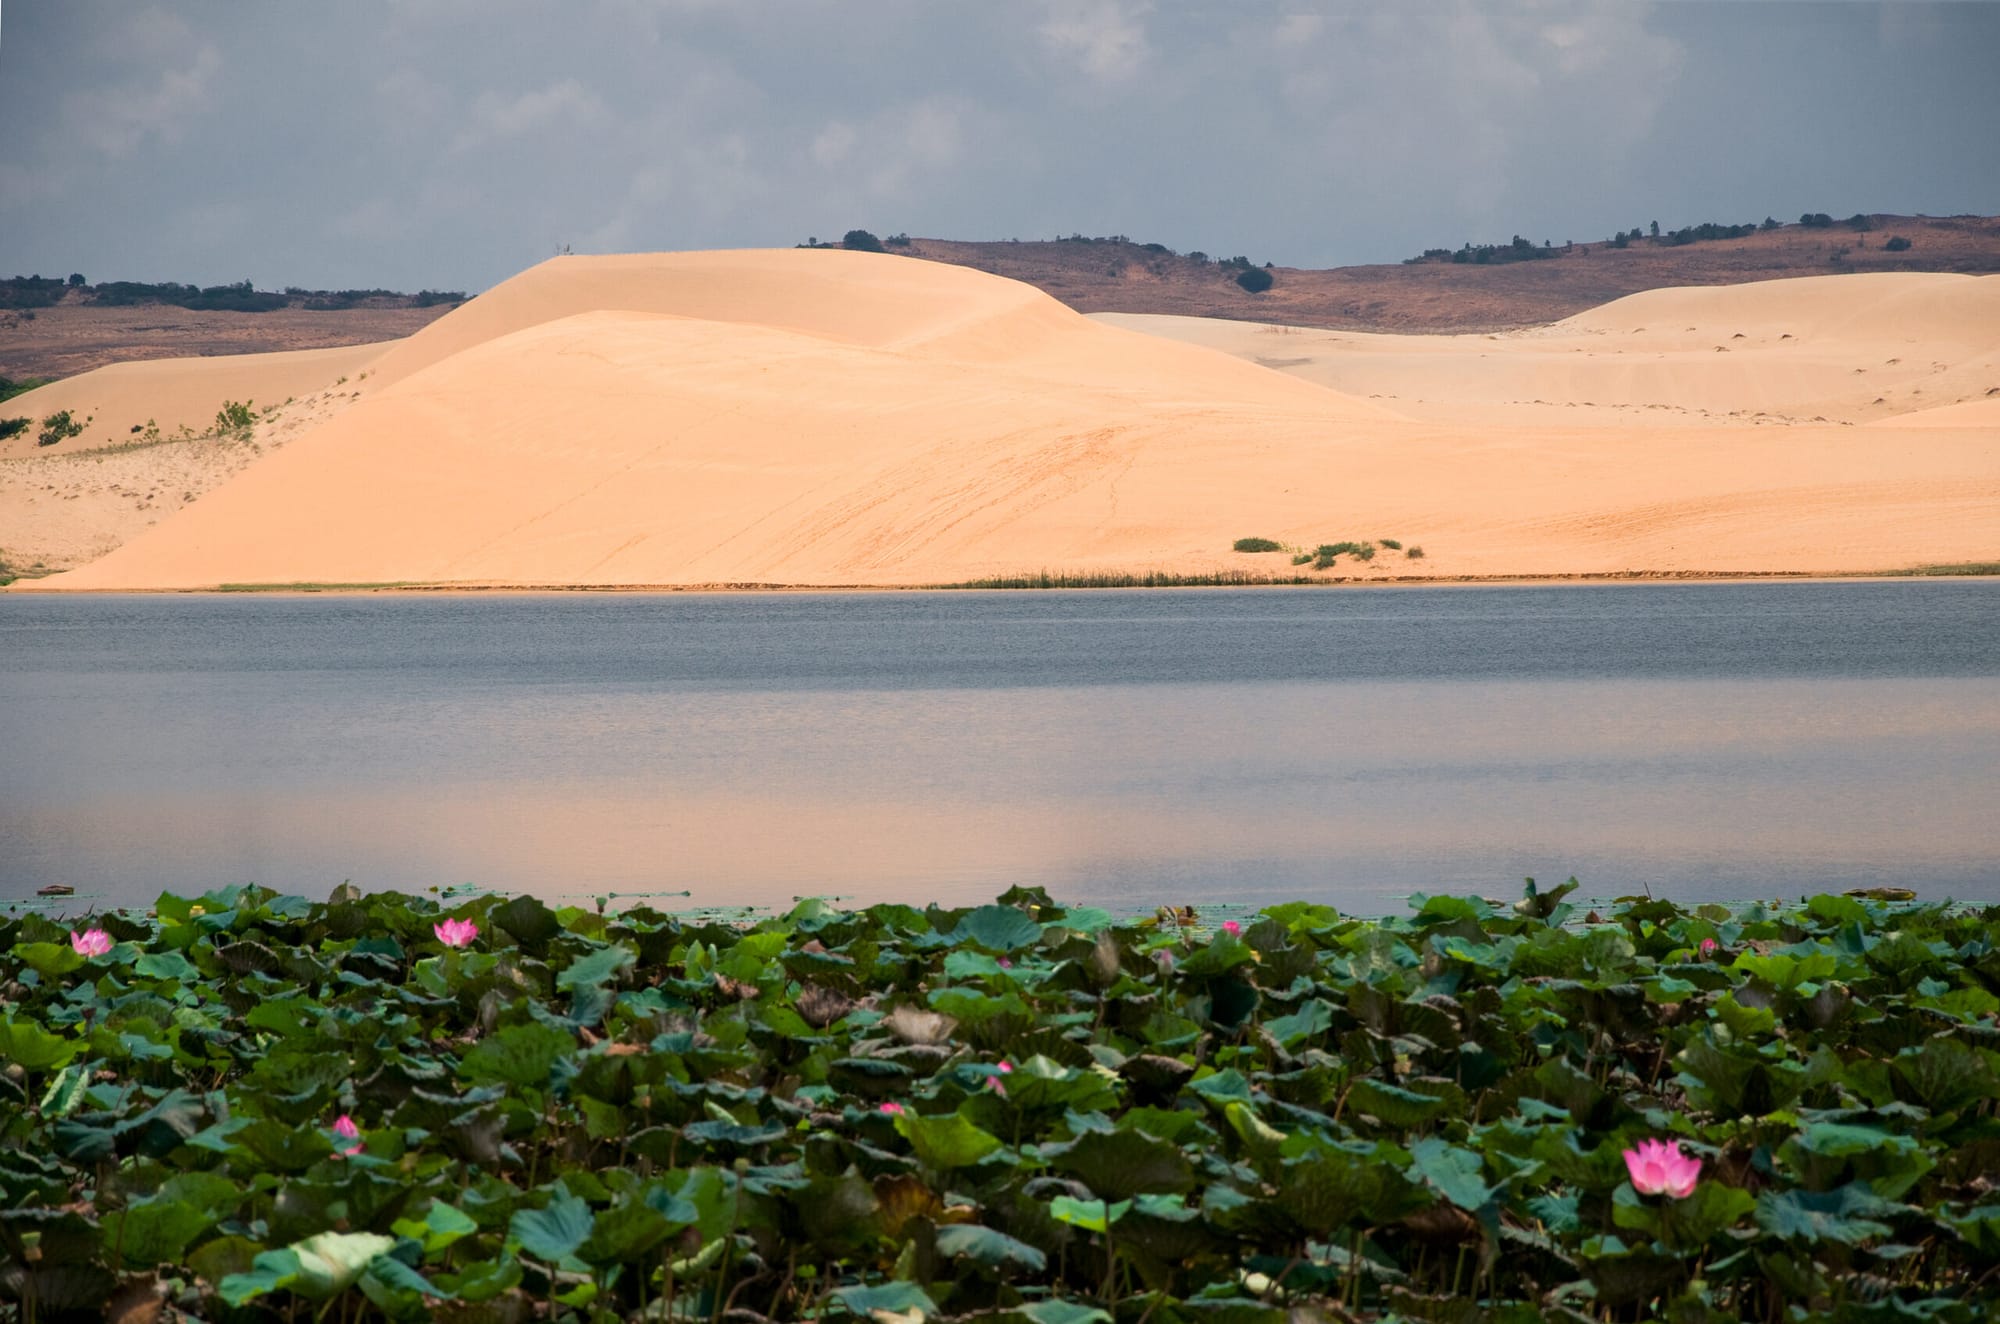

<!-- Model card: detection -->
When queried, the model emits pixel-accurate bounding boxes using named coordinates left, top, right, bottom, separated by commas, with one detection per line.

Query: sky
left=2, top=1, right=1997, bottom=294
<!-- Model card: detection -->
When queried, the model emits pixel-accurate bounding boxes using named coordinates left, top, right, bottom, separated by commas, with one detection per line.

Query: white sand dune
left=17, top=254, right=1999, bottom=590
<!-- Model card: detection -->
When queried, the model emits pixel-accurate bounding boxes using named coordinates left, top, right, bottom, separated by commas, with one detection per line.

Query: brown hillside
left=0, top=301, right=455, bottom=382
left=902, top=213, right=2000, bottom=332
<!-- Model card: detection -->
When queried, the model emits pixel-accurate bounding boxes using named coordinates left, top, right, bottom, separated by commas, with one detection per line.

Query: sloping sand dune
left=1099, top=273, right=2000, bottom=430
left=1, top=344, right=379, bottom=459
left=20, top=254, right=2000, bottom=590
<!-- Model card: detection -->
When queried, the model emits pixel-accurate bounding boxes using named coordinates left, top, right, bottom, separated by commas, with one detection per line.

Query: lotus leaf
left=895, top=1108, right=1003, bottom=1168
left=508, top=1184, right=593, bottom=1262
left=953, top=905, right=1044, bottom=952
left=1051, top=1127, right=1195, bottom=1199
left=934, top=1222, right=1048, bottom=1273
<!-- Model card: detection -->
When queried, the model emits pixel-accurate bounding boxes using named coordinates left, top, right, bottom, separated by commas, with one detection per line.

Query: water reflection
left=4, top=664, right=1995, bottom=911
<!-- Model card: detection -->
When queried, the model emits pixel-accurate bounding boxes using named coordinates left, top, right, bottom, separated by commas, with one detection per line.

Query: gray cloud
left=1, top=1, right=1994, bottom=292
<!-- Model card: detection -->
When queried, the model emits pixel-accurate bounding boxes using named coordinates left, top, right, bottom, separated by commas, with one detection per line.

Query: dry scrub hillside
left=11, top=250, right=1994, bottom=592
left=903, top=213, right=2000, bottom=332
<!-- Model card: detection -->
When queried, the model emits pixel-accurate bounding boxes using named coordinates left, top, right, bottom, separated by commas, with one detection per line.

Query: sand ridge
left=11, top=251, right=1998, bottom=590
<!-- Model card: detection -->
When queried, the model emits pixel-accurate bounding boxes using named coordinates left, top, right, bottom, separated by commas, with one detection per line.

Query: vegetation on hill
left=3, top=881, right=1997, bottom=1322
left=0, top=276, right=465, bottom=316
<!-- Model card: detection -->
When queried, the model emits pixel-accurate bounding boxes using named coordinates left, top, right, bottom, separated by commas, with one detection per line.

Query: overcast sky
left=3, top=1, right=1996, bottom=293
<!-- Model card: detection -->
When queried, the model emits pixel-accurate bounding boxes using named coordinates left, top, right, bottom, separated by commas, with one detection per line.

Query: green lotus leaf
left=578, top=1198, right=672, bottom=1266
left=1755, top=1183, right=1898, bottom=1246
left=509, top=1185, right=593, bottom=1263
left=647, top=1166, right=734, bottom=1239
left=1346, top=1076, right=1460, bottom=1127
left=14, top=941, right=85, bottom=979
left=489, top=894, right=560, bottom=954
left=432, top=1256, right=523, bottom=1302
left=133, top=950, right=199, bottom=981
left=106, top=1172, right=241, bottom=1268
left=935, top=1222, right=1049, bottom=1273
left=36, top=1063, right=90, bottom=1117
left=682, top=1119, right=786, bottom=1148
left=1890, top=1036, right=1997, bottom=1116
left=829, top=1056, right=916, bottom=1098
left=894, top=1107, right=1003, bottom=1168
left=997, top=1056, right=1121, bottom=1115
left=359, top=1254, right=453, bottom=1319
left=0, top=1016, right=78, bottom=1072
left=1948, top=1203, right=2000, bottom=1257
left=1177, top=1298, right=1288, bottom=1324
left=1276, top=1142, right=1392, bottom=1235
left=1578, top=1234, right=1684, bottom=1307
left=952, top=905, right=1044, bottom=952
left=1678, top=1038, right=1806, bottom=1116
left=1050, top=1194, right=1130, bottom=1232
left=831, top=1282, right=941, bottom=1317
left=1178, top=934, right=1256, bottom=978
left=391, top=1199, right=479, bottom=1255
left=1713, top=990, right=1777, bottom=1039
left=1011, top=1301, right=1114, bottom=1324
left=1051, top=1126, right=1196, bottom=1199
left=186, top=1234, right=262, bottom=1286
left=1187, top=1068, right=1254, bottom=1105
left=458, top=1020, right=575, bottom=1088
left=1264, top=998, right=1334, bottom=1049
left=1408, top=1137, right=1496, bottom=1211
left=1662, top=1181, right=1757, bottom=1245
left=556, top=944, right=632, bottom=996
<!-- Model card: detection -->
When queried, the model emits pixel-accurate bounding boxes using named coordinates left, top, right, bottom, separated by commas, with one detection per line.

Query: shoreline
left=4, top=565, right=1997, bottom=596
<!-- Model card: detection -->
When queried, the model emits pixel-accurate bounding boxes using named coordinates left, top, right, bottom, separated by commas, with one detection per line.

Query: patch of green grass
left=1231, top=537, right=1284, bottom=553
left=1379, top=538, right=1402, bottom=550
left=944, top=570, right=1317, bottom=589
left=215, top=581, right=425, bottom=593
left=1884, top=561, right=2000, bottom=577
left=1406, top=544, right=1426, bottom=559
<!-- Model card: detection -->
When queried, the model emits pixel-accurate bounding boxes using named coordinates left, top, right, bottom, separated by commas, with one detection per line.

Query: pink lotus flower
left=434, top=918, right=478, bottom=948
left=70, top=928, right=114, bottom=958
left=1700, top=938, right=1718, bottom=955
left=1623, top=1138, right=1701, bottom=1198
left=878, top=1101, right=905, bottom=1115
left=985, top=1060, right=1014, bottom=1097
left=331, top=1114, right=363, bottom=1157
left=997, top=957, right=1013, bottom=969
left=997, top=1060, right=1013, bottom=1074
left=1221, top=920, right=1241, bottom=937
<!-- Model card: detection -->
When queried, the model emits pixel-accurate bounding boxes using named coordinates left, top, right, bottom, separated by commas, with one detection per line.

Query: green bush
left=1884, top=235, right=1912, bottom=252
left=1379, top=538, right=1403, bottom=550
left=1232, top=537, right=1284, bottom=553
left=1406, top=544, right=1425, bottom=559
left=0, top=416, right=28, bottom=441
left=37, top=409, right=84, bottom=447
left=214, top=400, right=256, bottom=438
left=0, top=374, right=51, bottom=404
left=1235, top=267, right=1273, bottom=293
left=843, top=229, right=886, bottom=253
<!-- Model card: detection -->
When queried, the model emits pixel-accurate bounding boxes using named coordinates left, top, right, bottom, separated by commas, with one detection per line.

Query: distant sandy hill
left=6, top=250, right=1996, bottom=591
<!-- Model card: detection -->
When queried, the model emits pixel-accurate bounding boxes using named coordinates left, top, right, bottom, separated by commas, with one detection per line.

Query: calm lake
left=2, top=583, right=1996, bottom=916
